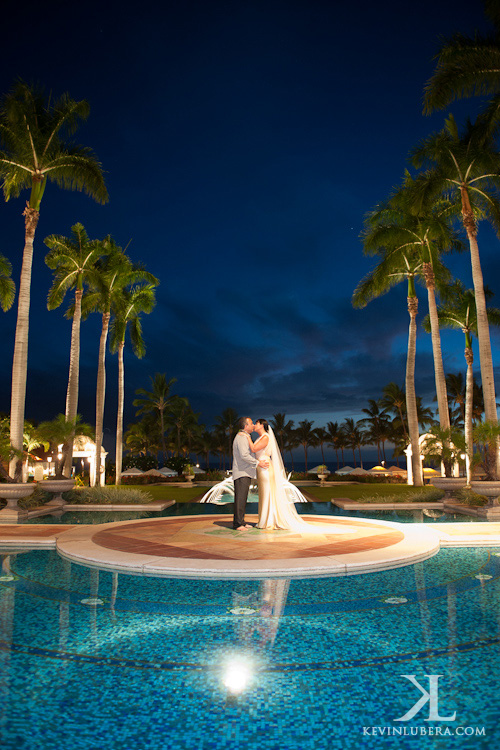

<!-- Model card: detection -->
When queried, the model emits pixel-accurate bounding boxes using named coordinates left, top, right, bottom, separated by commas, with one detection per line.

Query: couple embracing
left=232, top=416, right=311, bottom=532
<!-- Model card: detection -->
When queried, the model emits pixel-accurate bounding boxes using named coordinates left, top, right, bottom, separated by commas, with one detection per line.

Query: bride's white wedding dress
left=255, top=427, right=351, bottom=533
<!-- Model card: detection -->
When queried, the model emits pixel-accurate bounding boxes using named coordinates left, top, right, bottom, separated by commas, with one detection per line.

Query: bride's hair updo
left=256, top=419, right=269, bottom=432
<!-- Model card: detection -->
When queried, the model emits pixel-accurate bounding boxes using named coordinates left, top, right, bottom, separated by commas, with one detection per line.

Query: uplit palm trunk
left=115, top=341, right=125, bottom=485
left=406, top=293, right=423, bottom=486
left=461, top=189, right=498, bottom=477
left=9, top=206, right=39, bottom=479
left=464, top=343, right=474, bottom=486
left=461, top=190, right=497, bottom=421
left=423, top=263, right=450, bottom=431
left=94, top=312, right=110, bottom=486
left=63, top=287, right=83, bottom=477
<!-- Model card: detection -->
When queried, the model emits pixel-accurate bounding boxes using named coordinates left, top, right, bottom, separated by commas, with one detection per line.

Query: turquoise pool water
left=24, top=501, right=479, bottom=525
left=0, top=547, right=498, bottom=749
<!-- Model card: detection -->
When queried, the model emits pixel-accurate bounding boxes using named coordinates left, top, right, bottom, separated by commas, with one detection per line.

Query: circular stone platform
left=55, top=514, right=441, bottom=578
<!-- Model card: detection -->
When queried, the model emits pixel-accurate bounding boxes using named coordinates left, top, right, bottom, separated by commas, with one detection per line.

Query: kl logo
left=395, top=675, right=456, bottom=722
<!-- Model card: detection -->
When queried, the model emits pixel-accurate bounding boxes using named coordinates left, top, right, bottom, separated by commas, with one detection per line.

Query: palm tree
left=22, top=421, right=47, bottom=481
left=295, top=419, right=316, bottom=471
left=363, top=178, right=462, bottom=435
left=214, top=408, right=240, bottom=461
left=381, top=383, right=408, bottom=441
left=196, top=430, right=215, bottom=471
left=445, top=372, right=467, bottom=424
left=165, top=397, right=200, bottom=456
left=359, top=399, right=391, bottom=463
left=411, top=116, right=500, bottom=453
left=134, top=373, right=177, bottom=461
left=315, top=427, right=329, bottom=465
left=110, top=282, right=158, bottom=484
left=353, top=248, right=424, bottom=485
left=37, top=414, right=93, bottom=478
left=124, top=415, right=161, bottom=457
left=325, top=421, right=342, bottom=470
left=423, top=281, right=500, bottom=483
left=283, top=422, right=298, bottom=470
left=84, top=242, right=156, bottom=483
left=341, top=418, right=366, bottom=468
left=44, top=223, right=104, bottom=475
left=270, top=413, right=294, bottom=452
left=0, top=254, right=15, bottom=311
left=0, top=81, right=108, bottom=478
left=423, top=1, right=500, bottom=116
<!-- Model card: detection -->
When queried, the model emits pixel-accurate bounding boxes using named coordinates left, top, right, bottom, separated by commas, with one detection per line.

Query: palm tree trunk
left=352, top=446, right=356, bottom=467
left=115, top=341, right=125, bottom=485
left=303, top=445, right=308, bottom=472
left=407, top=296, right=423, bottom=486
left=464, top=345, right=474, bottom=486
left=358, top=444, right=364, bottom=469
left=94, top=311, right=110, bottom=486
left=423, top=264, right=450, bottom=431
left=63, top=288, right=83, bottom=477
left=9, top=206, right=39, bottom=479
left=461, top=190, right=497, bottom=425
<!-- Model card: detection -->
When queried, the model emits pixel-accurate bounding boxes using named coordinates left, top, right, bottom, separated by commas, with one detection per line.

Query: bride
left=245, top=418, right=340, bottom=532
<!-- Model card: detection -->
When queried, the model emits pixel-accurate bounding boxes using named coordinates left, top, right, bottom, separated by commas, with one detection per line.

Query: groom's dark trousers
left=233, top=476, right=252, bottom=529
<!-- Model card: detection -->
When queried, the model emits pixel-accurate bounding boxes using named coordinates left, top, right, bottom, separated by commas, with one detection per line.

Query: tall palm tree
left=353, top=248, right=424, bottom=485
left=445, top=372, right=467, bottom=424
left=0, top=254, right=15, bottom=311
left=283, top=422, right=298, bottom=470
left=359, top=399, right=391, bottom=463
left=270, top=413, right=294, bottom=452
left=134, top=373, right=177, bottom=461
left=341, top=418, right=366, bottom=468
left=0, top=81, right=108, bottom=478
left=165, top=397, right=200, bottom=456
left=423, top=281, right=500, bottom=483
left=110, top=282, right=158, bottom=484
left=314, top=427, right=329, bottom=465
left=124, top=415, right=161, bottom=457
left=423, top=1, right=500, bottom=116
left=295, top=419, right=316, bottom=472
left=325, top=421, right=342, bottom=470
left=411, top=116, right=500, bottom=450
left=44, top=223, right=104, bottom=475
left=84, top=242, right=156, bottom=483
left=214, top=408, right=240, bottom=461
left=381, top=383, right=408, bottom=441
left=364, top=178, right=465, bottom=434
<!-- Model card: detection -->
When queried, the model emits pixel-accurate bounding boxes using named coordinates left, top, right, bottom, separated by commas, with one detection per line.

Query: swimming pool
left=0, top=546, right=498, bottom=749
left=24, top=500, right=479, bottom=524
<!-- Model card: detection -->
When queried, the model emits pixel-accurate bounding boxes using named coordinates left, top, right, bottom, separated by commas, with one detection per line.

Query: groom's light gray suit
left=232, top=432, right=258, bottom=529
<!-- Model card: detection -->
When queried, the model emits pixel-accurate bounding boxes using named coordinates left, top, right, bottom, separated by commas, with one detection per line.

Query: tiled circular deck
left=55, top=514, right=440, bottom=578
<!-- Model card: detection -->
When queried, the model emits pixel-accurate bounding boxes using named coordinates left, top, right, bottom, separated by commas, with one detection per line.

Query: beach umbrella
left=423, top=467, right=440, bottom=477
left=369, top=465, right=389, bottom=473
left=158, top=467, right=178, bottom=476
left=388, top=465, right=406, bottom=473
left=142, top=469, right=166, bottom=477
left=121, top=467, right=144, bottom=476
left=308, top=465, right=330, bottom=474
left=335, top=466, right=355, bottom=475
left=350, top=467, right=369, bottom=475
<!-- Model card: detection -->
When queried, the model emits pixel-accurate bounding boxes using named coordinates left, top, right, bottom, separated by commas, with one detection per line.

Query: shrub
left=358, top=487, right=445, bottom=504
left=63, top=486, right=152, bottom=504
left=455, top=488, right=489, bottom=507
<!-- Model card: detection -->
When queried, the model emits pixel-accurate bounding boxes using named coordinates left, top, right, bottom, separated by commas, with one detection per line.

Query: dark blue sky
left=0, top=0, right=498, bottom=456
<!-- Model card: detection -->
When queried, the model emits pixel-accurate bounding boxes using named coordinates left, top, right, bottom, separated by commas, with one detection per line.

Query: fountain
left=199, top=474, right=310, bottom=504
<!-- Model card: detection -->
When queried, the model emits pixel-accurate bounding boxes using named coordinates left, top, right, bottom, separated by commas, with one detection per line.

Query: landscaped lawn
left=124, top=483, right=441, bottom=504
left=303, top=484, right=442, bottom=502
left=124, top=485, right=206, bottom=503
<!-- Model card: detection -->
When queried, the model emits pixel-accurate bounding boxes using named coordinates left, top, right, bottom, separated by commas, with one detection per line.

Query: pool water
left=24, top=501, right=480, bottom=525
left=0, top=547, right=499, bottom=749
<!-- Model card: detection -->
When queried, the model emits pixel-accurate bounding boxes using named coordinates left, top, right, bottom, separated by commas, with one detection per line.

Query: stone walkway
left=1, top=516, right=499, bottom=578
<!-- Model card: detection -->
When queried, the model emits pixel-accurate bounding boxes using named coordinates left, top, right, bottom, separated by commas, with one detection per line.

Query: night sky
left=0, top=0, right=497, bottom=460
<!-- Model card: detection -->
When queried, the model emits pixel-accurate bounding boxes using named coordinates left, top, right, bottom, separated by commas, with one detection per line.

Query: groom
left=232, top=417, right=268, bottom=530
